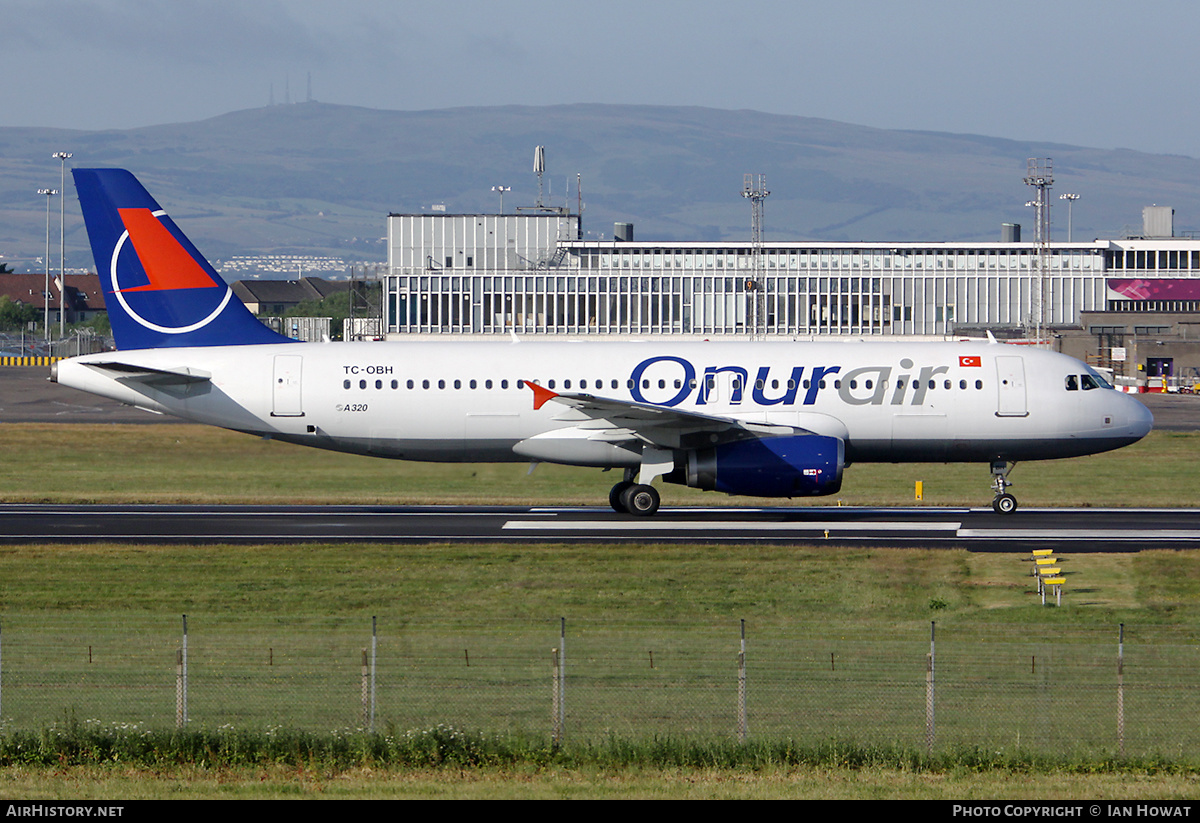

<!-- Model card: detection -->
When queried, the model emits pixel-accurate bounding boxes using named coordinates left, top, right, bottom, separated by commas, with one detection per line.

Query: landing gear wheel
left=609, top=481, right=634, bottom=513
left=988, top=460, right=1018, bottom=515
left=992, top=493, right=1018, bottom=515
left=621, top=484, right=660, bottom=517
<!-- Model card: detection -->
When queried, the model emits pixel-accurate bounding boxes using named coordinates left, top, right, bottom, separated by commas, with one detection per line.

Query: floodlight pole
left=492, top=185, right=511, bottom=214
left=38, top=188, right=58, bottom=342
left=1060, top=193, right=1080, bottom=243
left=53, top=152, right=72, bottom=343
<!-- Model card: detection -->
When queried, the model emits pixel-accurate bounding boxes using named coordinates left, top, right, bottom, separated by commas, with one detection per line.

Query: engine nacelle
left=679, top=435, right=844, bottom=498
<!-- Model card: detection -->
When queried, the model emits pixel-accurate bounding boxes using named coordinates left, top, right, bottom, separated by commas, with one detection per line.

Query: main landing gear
left=609, top=472, right=661, bottom=517
left=990, top=460, right=1018, bottom=514
left=609, top=459, right=663, bottom=516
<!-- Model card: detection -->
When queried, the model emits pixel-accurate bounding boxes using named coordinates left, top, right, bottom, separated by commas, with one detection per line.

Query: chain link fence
left=0, top=330, right=111, bottom=359
left=1, top=615, right=1197, bottom=757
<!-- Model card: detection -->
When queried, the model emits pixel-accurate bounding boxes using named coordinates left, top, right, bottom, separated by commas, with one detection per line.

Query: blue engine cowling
left=683, top=435, right=844, bottom=498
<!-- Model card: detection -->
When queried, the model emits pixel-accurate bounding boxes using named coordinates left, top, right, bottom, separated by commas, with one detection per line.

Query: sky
left=5, top=0, right=1200, bottom=157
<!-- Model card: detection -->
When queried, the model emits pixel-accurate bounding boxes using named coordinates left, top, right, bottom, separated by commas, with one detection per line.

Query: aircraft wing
left=525, top=381, right=798, bottom=450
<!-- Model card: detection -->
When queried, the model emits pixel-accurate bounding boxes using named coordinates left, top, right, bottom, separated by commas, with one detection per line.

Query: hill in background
left=2, top=102, right=1199, bottom=271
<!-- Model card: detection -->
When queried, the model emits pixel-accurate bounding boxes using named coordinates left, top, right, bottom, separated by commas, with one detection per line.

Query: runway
left=3, top=503, right=1198, bottom=551
left=5, top=368, right=1200, bottom=551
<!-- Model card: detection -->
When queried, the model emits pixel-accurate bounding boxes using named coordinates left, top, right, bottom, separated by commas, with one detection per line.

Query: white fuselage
left=54, top=339, right=1152, bottom=468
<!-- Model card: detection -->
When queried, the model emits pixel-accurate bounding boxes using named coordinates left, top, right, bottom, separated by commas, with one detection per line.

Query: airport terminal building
left=382, top=208, right=1200, bottom=384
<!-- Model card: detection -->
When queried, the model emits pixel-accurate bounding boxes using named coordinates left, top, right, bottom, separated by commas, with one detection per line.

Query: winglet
left=525, top=380, right=557, bottom=410
left=986, top=330, right=998, bottom=344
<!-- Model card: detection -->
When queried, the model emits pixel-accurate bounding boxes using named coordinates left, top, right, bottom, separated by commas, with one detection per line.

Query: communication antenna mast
left=742, top=174, right=770, bottom=338
left=1023, top=158, right=1053, bottom=342
left=534, top=145, right=546, bottom=208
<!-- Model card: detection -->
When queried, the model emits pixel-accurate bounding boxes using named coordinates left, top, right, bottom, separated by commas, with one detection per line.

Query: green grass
left=5, top=425, right=1200, bottom=796
left=2, top=423, right=1199, bottom=507
left=5, top=542, right=1200, bottom=796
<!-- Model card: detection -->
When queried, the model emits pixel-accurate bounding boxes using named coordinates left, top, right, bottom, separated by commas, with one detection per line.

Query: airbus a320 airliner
left=52, top=169, right=1153, bottom=515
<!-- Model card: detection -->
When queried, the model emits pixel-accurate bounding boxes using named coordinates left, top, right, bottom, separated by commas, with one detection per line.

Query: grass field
left=4, top=542, right=1200, bottom=798
left=1, top=422, right=1199, bottom=507
left=4, top=424, right=1200, bottom=798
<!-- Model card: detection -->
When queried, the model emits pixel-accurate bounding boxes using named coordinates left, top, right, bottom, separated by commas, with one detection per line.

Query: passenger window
left=1065, top=375, right=1079, bottom=391
left=975, top=380, right=983, bottom=390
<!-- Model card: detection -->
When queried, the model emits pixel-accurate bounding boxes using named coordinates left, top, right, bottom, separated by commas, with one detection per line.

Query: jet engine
left=672, top=434, right=845, bottom=498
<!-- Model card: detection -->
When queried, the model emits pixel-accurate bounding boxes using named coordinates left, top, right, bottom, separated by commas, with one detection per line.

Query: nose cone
left=1127, top=394, right=1154, bottom=441
left=1112, top=391, right=1154, bottom=443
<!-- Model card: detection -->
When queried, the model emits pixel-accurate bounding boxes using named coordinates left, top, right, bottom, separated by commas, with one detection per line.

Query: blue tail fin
left=73, top=168, right=292, bottom=349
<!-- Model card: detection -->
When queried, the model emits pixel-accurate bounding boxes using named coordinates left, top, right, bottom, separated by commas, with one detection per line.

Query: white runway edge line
left=958, top=529, right=1200, bottom=539
left=503, top=520, right=964, bottom=532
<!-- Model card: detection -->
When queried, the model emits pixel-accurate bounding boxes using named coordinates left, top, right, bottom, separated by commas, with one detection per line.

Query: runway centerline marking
left=503, top=520, right=964, bottom=532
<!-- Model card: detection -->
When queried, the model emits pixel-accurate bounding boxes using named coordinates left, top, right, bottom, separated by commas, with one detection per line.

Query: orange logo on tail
left=116, top=208, right=219, bottom=292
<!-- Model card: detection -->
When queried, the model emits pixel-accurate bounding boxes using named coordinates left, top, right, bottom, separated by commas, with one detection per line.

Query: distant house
left=0, top=273, right=106, bottom=324
left=232, top=277, right=348, bottom=315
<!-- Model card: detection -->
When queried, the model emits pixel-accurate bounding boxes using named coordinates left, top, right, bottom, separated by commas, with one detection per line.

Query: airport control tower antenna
left=1023, top=158, right=1053, bottom=342
left=742, top=174, right=770, bottom=338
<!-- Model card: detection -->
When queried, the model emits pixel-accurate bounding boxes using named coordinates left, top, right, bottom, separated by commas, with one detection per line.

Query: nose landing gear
left=990, top=460, right=1018, bottom=514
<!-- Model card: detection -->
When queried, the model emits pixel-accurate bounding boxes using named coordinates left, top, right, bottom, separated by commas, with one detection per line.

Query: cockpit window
left=1081, top=374, right=1103, bottom=390
left=1065, top=375, right=1079, bottom=391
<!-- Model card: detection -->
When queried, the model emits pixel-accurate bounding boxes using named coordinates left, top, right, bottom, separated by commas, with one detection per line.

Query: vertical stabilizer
left=73, top=168, right=292, bottom=349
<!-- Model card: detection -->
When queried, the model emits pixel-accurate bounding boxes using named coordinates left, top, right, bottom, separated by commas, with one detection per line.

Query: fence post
left=737, top=618, right=747, bottom=743
left=1117, top=623, right=1125, bottom=758
left=551, top=647, right=562, bottom=749
left=926, top=621, right=935, bottom=756
left=361, top=648, right=370, bottom=729
left=176, top=614, right=188, bottom=728
left=369, top=616, right=377, bottom=733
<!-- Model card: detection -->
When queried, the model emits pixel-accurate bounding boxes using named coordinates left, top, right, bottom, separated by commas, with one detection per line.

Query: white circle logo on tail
left=109, top=209, right=232, bottom=334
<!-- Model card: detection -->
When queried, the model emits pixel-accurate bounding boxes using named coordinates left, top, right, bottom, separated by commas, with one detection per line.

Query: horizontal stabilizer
left=83, top=361, right=212, bottom=398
